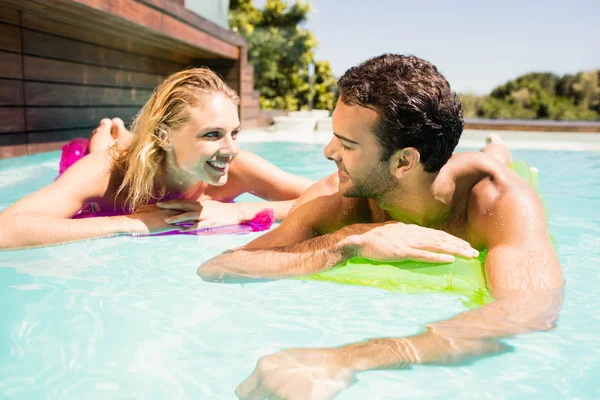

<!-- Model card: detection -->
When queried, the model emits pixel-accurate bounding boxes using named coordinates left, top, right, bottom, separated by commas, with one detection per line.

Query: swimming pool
left=1, top=139, right=599, bottom=399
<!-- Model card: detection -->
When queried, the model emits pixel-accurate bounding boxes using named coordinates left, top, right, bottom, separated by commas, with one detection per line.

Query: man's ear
left=389, top=147, right=421, bottom=179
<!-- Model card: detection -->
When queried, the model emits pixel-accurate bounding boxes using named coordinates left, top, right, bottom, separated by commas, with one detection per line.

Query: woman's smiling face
left=169, top=92, right=241, bottom=186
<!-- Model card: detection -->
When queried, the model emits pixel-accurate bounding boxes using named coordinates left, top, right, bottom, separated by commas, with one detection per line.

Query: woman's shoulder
left=56, top=150, right=121, bottom=200
left=76, top=150, right=117, bottom=181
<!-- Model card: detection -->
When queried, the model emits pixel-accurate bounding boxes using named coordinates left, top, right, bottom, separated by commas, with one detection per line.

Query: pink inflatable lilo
left=59, top=138, right=275, bottom=237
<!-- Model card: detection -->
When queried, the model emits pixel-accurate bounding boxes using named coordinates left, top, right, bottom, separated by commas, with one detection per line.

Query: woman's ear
left=388, top=147, right=421, bottom=179
left=155, top=123, right=173, bottom=151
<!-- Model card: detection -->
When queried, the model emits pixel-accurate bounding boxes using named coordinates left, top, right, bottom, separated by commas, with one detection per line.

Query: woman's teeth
left=208, top=160, right=227, bottom=168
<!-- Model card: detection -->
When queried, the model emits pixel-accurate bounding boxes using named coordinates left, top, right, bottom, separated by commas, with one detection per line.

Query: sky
left=251, top=0, right=599, bottom=94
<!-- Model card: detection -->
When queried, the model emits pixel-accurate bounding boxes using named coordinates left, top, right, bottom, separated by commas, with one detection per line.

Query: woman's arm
left=0, top=151, right=177, bottom=249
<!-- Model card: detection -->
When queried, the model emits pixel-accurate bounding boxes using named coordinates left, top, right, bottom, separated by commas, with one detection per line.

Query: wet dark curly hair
left=338, top=54, right=464, bottom=172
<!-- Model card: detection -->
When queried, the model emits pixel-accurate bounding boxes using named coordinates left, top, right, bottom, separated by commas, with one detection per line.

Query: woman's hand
left=156, top=199, right=251, bottom=231
left=125, top=205, right=183, bottom=234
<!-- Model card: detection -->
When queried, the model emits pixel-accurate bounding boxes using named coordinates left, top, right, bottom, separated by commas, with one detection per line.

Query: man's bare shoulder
left=467, top=164, right=544, bottom=247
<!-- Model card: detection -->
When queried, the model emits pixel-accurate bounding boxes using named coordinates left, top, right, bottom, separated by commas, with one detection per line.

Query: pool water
left=1, top=142, right=599, bottom=399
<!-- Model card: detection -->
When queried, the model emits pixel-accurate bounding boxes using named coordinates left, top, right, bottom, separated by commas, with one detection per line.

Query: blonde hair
left=113, top=68, right=240, bottom=212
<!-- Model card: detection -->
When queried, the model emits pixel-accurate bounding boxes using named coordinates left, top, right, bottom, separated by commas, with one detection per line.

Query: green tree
left=490, top=72, right=559, bottom=99
left=312, top=60, right=338, bottom=111
left=556, top=73, right=577, bottom=98
left=458, top=93, right=486, bottom=118
left=572, top=70, right=600, bottom=113
left=229, top=0, right=336, bottom=111
left=462, top=70, right=600, bottom=121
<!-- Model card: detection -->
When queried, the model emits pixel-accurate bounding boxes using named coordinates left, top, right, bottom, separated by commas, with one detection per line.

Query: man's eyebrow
left=333, top=133, right=360, bottom=145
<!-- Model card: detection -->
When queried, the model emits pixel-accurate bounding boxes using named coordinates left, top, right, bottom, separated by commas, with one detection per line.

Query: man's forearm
left=197, top=224, right=373, bottom=282
left=340, top=290, right=563, bottom=372
left=341, top=330, right=509, bottom=372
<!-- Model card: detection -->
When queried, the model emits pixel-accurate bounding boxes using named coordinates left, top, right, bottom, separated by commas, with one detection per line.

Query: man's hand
left=236, top=348, right=356, bottom=400
left=345, top=222, right=480, bottom=263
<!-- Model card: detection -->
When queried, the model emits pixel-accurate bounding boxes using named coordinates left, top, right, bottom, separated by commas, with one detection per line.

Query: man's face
left=324, top=99, right=396, bottom=198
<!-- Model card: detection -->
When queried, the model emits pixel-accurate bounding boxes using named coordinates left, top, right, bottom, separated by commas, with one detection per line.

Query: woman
left=0, top=68, right=312, bottom=249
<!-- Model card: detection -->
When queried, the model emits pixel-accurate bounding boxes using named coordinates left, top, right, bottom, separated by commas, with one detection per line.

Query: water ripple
left=1, top=146, right=599, bottom=399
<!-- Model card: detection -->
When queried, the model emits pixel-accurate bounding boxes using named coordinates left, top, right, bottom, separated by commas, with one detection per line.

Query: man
left=199, top=54, right=564, bottom=400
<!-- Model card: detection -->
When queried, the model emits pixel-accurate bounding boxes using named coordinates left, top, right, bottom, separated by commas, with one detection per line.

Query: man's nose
left=324, top=138, right=339, bottom=161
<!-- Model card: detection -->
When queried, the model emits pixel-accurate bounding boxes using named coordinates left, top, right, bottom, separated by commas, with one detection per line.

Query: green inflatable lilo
left=301, top=160, right=541, bottom=308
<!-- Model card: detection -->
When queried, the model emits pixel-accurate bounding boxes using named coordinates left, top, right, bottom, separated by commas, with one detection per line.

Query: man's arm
left=235, top=178, right=564, bottom=400
left=197, top=190, right=363, bottom=282
left=339, top=180, right=564, bottom=369
left=198, top=177, right=479, bottom=282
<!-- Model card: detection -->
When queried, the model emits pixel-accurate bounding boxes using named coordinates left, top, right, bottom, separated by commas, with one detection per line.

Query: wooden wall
left=240, top=64, right=261, bottom=129
left=0, top=5, right=260, bottom=159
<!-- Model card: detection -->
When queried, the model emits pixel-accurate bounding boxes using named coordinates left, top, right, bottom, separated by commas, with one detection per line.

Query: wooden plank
left=22, top=10, right=204, bottom=64
left=0, top=107, right=26, bottom=132
left=25, top=82, right=153, bottom=106
left=242, top=67, right=254, bottom=81
left=241, top=101, right=260, bottom=111
left=26, top=106, right=140, bottom=131
left=21, top=12, right=193, bottom=66
left=242, top=103, right=260, bottom=113
left=201, top=61, right=239, bottom=82
left=242, top=73, right=254, bottom=84
left=240, top=107, right=260, bottom=120
left=0, top=6, right=20, bottom=25
left=0, top=51, right=22, bottom=79
left=163, top=15, right=237, bottom=60
left=0, top=22, right=21, bottom=52
left=198, top=59, right=237, bottom=68
left=225, top=78, right=240, bottom=95
left=240, top=118, right=259, bottom=130
left=47, top=0, right=201, bottom=60
left=22, top=29, right=184, bottom=75
left=240, top=85, right=255, bottom=95
left=109, top=0, right=162, bottom=32
left=23, top=56, right=163, bottom=89
left=27, top=128, right=93, bottom=154
left=20, top=5, right=218, bottom=61
left=0, top=79, right=24, bottom=106
left=1, top=0, right=241, bottom=59
left=103, top=0, right=239, bottom=59
left=136, top=0, right=245, bottom=47
left=0, top=134, right=28, bottom=158
left=241, top=92, right=258, bottom=102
